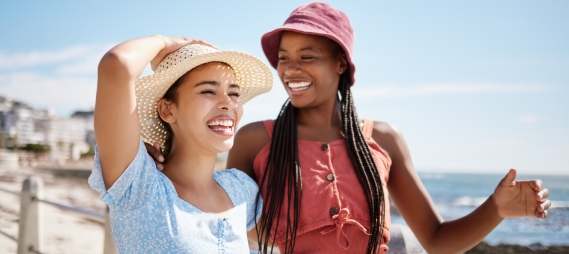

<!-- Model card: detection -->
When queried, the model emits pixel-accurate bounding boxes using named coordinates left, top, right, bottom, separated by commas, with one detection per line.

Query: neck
left=161, top=139, right=218, bottom=191
left=297, top=96, right=343, bottom=128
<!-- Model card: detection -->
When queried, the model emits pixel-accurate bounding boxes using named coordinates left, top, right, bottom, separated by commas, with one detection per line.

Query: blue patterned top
left=88, top=140, right=262, bottom=253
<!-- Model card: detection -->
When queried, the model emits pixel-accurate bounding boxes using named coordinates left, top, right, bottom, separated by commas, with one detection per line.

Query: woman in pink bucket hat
left=232, top=2, right=550, bottom=253
left=145, top=2, right=552, bottom=254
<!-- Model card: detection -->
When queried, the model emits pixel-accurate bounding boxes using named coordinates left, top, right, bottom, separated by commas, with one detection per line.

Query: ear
left=157, top=98, right=177, bottom=123
left=337, top=53, right=348, bottom=74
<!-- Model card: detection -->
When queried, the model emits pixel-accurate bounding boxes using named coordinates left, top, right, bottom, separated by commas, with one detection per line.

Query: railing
left=0, top=176, right=117, bottom=254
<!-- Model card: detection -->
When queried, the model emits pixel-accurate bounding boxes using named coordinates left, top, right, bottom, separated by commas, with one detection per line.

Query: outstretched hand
left=493, top=169, right=551, bottom=219
left=145, top=142, right=165, bottom=171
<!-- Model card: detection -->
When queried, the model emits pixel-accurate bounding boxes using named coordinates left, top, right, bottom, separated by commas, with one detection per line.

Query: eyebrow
left=278, top=47, right=318, bottom=53
left=194, top=80, right=239, bottom=89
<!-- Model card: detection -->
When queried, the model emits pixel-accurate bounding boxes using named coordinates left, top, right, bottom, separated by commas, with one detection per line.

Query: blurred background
left=0, top=0, right=567, bottom=253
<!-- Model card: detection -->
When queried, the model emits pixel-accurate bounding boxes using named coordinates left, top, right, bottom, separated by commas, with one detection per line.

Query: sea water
left=390, top=172, right=569, bottom=246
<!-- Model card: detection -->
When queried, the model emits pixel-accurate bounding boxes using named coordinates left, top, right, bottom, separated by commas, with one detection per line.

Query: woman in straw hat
left=88, top=35, right=273, bottom=253
left=147, top=3, right=551, bottom=254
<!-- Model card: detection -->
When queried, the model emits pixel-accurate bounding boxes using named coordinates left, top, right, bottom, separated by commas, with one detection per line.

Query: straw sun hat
left=134, top=44, right=273, bottom=147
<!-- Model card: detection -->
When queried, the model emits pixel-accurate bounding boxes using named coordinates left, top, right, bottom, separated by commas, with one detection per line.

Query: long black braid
left=255, top=70, right=386, bottom=253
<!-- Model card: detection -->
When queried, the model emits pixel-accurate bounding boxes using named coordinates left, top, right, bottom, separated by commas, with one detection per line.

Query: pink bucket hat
left=261, top=2, right=356, bottom=85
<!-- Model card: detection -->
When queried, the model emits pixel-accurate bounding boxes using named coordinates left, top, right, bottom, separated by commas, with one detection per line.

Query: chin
left=212, top=139, right=234, bottom=153
left=288, top=98, right=312, bottom=109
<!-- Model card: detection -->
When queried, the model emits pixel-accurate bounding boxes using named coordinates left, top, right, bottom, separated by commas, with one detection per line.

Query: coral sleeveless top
left=253, top=119, right=392, bottom=253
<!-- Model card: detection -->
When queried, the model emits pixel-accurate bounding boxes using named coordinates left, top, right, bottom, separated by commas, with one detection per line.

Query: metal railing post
left=103, top=206, right=118, bottom=254
left=17, top=176, right=43, bottom=254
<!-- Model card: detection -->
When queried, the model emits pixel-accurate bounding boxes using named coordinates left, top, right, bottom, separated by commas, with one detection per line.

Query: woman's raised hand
left=150, top=35, right=217, bottom=71
left=492, top=169, right=551, bottom=219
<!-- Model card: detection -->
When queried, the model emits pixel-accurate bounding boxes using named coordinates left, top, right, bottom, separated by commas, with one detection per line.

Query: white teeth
left=288, top=82, right=311, bottom=89
left=207, top=119, right=234, bottom=127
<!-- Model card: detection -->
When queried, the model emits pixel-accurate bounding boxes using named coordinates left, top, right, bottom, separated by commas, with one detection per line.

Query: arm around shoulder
left=227, top=121, right=271, bottom=181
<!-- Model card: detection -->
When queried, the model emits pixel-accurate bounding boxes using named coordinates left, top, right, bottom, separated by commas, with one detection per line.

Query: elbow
left=421, top=243, right=470, bottom=254
left=98, top=50, right=127, bottom=73
left=98, top=48, right=139, bottom=80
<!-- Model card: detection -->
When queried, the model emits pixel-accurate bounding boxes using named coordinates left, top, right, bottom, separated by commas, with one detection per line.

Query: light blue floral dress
left=88, top=140, right=262, bottom=253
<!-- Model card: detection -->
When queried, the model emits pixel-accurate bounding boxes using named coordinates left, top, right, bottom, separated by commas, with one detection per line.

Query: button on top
left=330, top=207, right=339, bottom=216
left=321, top=143, right=329, bottom=151
left=326, top=174, right=335, bottom=181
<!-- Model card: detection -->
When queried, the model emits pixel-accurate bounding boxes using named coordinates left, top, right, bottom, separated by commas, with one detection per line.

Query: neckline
left=161, top=169, right=237, bottom=221
left=297, top=139, right=345, bottom=145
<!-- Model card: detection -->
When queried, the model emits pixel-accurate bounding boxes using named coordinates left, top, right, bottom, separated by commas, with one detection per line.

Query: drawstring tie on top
left=320, top=208, right=369, bottom=249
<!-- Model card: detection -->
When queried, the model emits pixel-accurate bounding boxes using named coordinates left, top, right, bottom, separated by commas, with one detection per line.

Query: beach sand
left=0, top=166, right=106, bottom=254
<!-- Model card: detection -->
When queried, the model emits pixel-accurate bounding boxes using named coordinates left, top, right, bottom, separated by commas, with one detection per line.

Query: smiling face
left=277, top=31, right=347, bottom=108
left=158, top=62, right=243, bottom=155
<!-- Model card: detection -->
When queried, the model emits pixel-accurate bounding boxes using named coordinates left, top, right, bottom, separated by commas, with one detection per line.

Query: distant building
left=71, top=110, right=95, bottom=149
left=0, top=95, right=92, bottom=162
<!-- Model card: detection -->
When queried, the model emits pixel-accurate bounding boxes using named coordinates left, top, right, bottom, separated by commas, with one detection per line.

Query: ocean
left=390, top=172, right=569, bottom=246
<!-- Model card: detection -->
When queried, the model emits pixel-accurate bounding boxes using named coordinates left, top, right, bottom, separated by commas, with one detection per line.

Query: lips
left=206, top=117, right=235, bottom=136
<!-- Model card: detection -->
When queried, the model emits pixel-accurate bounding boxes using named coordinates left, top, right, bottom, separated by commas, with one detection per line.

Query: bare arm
left=95, top=35, right=209, bottom=189
left=226, top=121, right=271, bottom=180
left=372, top=121, right=550, bottom=254
left=227, top=121, right=271, bottom=243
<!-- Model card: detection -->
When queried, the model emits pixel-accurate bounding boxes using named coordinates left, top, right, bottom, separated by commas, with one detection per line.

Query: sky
left=0, top=1, right=567, bottom=175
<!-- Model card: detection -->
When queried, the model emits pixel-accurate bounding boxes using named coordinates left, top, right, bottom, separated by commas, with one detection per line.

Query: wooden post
left=17, top=176, right=43, bottom=254
left=103, top=206, right=118, bottom=254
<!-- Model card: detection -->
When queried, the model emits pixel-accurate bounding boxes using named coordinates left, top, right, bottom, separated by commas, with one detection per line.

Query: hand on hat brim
left=150, top=35, right=218, bottom=71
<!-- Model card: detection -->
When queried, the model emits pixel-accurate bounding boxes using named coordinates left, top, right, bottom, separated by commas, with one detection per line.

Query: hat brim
left=135, top=50, right=273, bottom=146
left=261, top=23, right=356, bottom=85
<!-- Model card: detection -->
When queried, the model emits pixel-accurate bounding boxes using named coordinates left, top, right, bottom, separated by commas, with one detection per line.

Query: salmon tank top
left=253, top=119, right=392, bottom=253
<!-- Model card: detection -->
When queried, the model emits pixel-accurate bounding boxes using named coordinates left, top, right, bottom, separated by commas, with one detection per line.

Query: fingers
left=188, top=38, right=218, bottom=49
left=529, top=179, right=543, bottom=191
left=144, top=142, right=164, bottom=170
left=152, top=142, right=164, bottom=162
left=152, top=142, right=165, bottom=171
left=537, top=199, right=552, bottom=212
left=535, top=210, right=548, bottom=219
left=499, top=168, right=517, bottom=187
left=536, top=188, right=549, bottom=201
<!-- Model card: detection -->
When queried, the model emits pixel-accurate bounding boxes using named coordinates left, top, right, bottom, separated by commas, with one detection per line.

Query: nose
left=218, top=92, right=237, bottom=111
left=284, top=61, right=302, bottom=76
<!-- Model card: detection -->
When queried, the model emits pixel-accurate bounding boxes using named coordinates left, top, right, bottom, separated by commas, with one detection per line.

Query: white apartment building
left=0, top=96, right=92, bottom=162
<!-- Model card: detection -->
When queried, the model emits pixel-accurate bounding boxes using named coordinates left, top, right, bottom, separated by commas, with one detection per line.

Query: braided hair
left=255, top=51, right=386, bottom=253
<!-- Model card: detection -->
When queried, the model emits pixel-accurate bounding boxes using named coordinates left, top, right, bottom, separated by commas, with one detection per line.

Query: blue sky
left=0, top=1, right=567, bottom=174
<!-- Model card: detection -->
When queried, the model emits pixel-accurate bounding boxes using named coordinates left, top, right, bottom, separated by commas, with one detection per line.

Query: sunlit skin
left=158, top=62, right=242, bottom=216
left=158, top=62, right=242, bottom=157
left=277, top=31, right=346, bottom=110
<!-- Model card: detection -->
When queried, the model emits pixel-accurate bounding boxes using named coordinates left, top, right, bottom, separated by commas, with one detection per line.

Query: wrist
left=488, top=194, right=505, bottom=219
left=151, top=34, right=167, bottom=47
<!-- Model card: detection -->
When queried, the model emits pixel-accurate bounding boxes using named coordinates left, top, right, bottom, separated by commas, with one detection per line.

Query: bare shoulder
left=234, top=121, right=271, bottom=148
left=228, top=120, right=272, bottom=179
left=370, top=120, right=408, bottom=157
left=371, top=121, right=404, bottom=141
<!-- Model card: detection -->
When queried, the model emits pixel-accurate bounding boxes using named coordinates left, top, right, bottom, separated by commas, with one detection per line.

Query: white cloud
left=0, top=46, right=91, bottom=69
left=0, top=44, right=115, bottom=116
left=518, top=114, right=541, bottom=124
left=0, top=72, right=96, bottom=116
left=353, top=82, right=548, bottom=99
left=56, top=44, right=115, bottom=75
left=0, top=44, right=115, bottom=72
